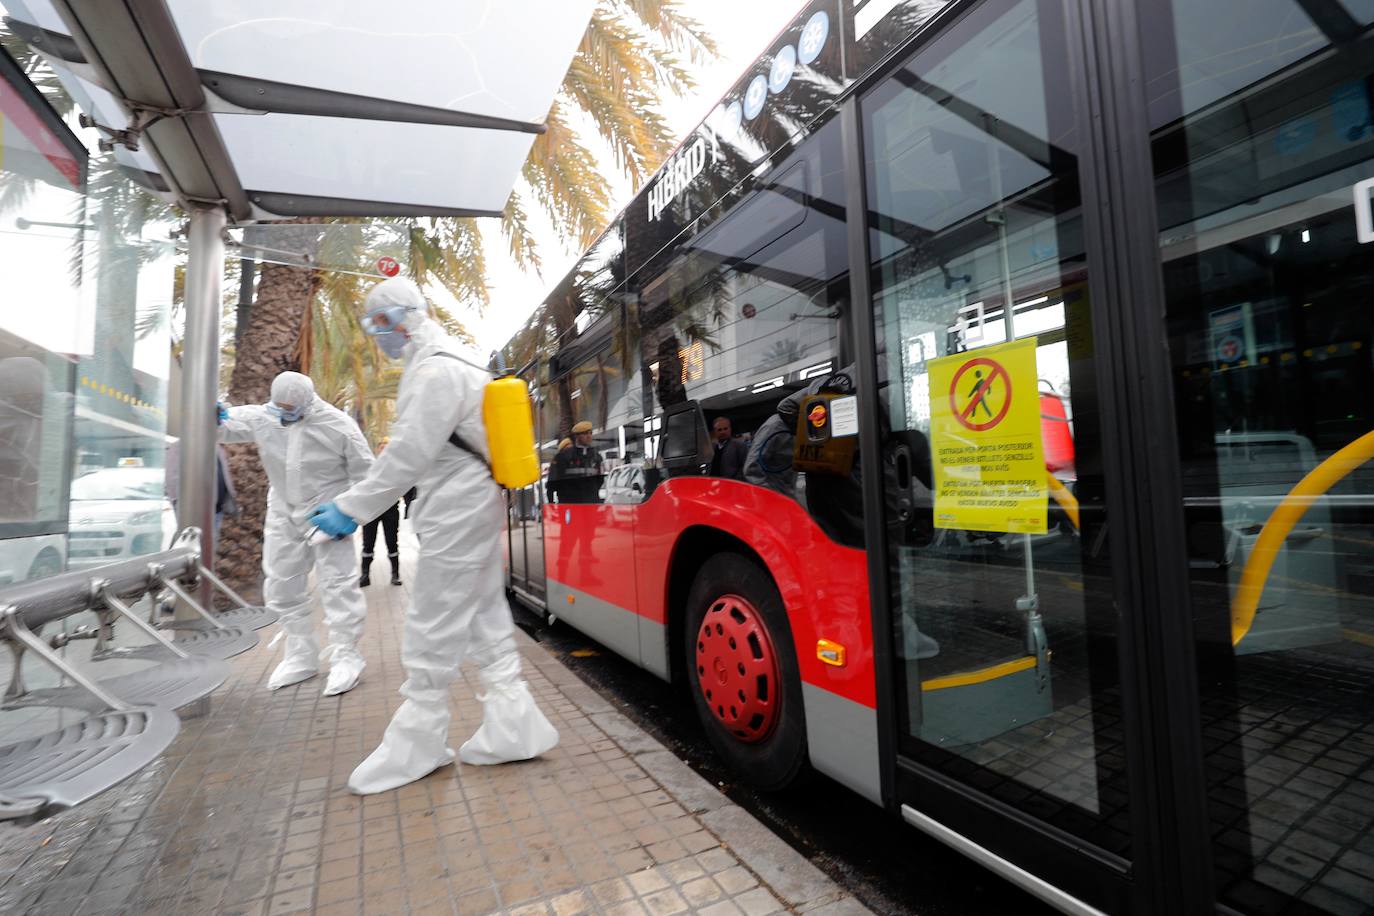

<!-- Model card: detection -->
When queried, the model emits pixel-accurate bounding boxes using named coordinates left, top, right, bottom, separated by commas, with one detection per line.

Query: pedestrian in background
left=359, top=438, right=402, bottom=587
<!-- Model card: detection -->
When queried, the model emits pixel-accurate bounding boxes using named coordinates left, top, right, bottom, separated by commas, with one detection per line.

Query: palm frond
left=562, top=56, right=677, bottom=183
left=501, top=192, right=542, bottom=276
left=613, top=0, right=719, bottom=63
left=523, top=101, right=613, bottom=251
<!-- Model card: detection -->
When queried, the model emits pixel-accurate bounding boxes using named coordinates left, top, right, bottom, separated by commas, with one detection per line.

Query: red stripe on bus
left=545, top=478, right=876, bottom=709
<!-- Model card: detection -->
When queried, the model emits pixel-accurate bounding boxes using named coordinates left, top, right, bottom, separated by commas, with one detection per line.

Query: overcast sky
left=459, top=0, right=806, bottom=352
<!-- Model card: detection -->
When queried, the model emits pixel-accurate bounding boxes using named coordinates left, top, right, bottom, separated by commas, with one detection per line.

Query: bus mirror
left=660, top=401, right=710, bottom=475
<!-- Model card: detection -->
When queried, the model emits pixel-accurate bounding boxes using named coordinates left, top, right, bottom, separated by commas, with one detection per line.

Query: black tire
left=683, top=552, right=808, bottom=791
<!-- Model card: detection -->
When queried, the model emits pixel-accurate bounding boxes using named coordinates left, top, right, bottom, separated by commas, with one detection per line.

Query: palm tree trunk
left=217, top=223, right=322, bottom=592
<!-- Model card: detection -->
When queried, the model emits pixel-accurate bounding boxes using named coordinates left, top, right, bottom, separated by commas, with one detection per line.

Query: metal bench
left=0, top=707, right=181, bottom=820
left=0, top=529, right=243, bottom=819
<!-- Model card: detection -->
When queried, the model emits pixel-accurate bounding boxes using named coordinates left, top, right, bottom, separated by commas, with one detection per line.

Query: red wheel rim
left=694, top=594, right=781, bottom=744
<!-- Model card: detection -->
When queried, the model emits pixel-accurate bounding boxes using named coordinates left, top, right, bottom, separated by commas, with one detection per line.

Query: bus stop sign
left=376, top=256, right=400, bottom=277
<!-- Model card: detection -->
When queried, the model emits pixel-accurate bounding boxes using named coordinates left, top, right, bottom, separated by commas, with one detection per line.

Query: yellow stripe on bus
left=1343, top=628, right=1374, bottom=649
left=1046, top=473, right=1079, bottom=530
left=1231, top=429, right=1374, bottom=646
left=922, top=656, right=1036, bottom=692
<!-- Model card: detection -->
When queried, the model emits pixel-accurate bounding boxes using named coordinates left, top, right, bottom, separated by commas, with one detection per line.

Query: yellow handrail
left=1046, top=473, right=1080, bottom=530
left=1231, top=429, right=1374, bottom=645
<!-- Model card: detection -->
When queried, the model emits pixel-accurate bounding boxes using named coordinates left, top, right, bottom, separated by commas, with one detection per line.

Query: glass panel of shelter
left=1143, top=2, right=1374, bottom=911
left=864, top=0, right=1131, bottom=856
left=0, top=73, right=175, bottom=742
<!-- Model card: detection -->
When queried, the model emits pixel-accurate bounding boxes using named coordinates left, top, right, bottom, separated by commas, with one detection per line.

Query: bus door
left=508, top=362, right=547, bottom=608
left=541, top=332, right=645, bottom=666
left=861, top=0, right=1131, bottom=910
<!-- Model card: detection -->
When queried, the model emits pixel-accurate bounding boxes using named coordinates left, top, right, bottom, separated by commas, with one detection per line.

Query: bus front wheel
left=684, top=552, right=808, bottom=791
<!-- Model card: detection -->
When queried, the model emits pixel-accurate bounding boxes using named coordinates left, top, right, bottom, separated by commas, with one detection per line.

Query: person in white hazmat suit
left=308, top=277, right=558, bottom=795
left=218, top=371, right=373, bottom=695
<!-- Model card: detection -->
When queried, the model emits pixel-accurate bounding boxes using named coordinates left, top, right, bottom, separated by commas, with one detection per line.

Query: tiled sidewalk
left=0, top=540, right=871, bottom=916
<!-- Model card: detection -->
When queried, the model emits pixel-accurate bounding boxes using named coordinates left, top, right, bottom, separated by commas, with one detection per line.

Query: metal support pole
left=178, top=206, right=227, bottom=617
left=198, top=565, right=253, bottom=611
left=97, top=585, right=189, bottom=659
left=157, top=575, right=226, bottom=630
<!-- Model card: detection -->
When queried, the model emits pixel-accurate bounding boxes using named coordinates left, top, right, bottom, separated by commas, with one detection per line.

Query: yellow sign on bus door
left=927, top=337, right=1047, bottom=533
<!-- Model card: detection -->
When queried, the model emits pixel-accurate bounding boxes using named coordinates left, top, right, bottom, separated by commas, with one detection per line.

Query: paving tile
left=641, top=887, right=690, bottom=915
left=267, top=885, right=314, bottom=915
left=734, top=887, right=785, bottom=916
left=589, top=877, right=635, bottom=906
left=314, top=902, right=362, bottom=916
left=681, top=876, right=727, bottom=907
left=454, top=886, right=499, bottom=914
left=714, top=866, right=758, bottom=895
left=550, top=889, right=595, bottom=915
left=698, top=902, right=746, bottom=916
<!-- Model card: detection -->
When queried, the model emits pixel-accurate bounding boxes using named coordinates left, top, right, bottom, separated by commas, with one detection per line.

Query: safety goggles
left=267, top=402, right=306, bottom=423
left=360, top=305, right=414, bottom=336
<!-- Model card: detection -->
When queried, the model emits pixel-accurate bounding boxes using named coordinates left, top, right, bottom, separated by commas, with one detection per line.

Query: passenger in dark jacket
left=709, top=416, right=748, bottom=480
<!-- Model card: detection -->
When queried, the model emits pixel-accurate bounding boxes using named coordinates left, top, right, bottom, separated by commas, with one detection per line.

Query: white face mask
left=375, top=330, right=408, bottom=358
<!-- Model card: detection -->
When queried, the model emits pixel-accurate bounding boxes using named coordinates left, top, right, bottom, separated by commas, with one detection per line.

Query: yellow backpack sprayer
left=437, top=350, right=540, bottom=490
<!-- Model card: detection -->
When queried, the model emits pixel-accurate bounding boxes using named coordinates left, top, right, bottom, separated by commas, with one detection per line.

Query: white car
left=67, top=467, right=177, bottom=569
left=601, top=463, right=646, bottom=504
left=0, top=533, right=66, bottom=585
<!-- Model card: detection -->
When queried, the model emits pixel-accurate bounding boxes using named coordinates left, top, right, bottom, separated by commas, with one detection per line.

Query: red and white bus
left=501, top=2, right=1374, bottom=913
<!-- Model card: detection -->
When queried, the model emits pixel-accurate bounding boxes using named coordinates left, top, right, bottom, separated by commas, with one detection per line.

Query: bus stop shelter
left=3, top=0, right=595, bottom=577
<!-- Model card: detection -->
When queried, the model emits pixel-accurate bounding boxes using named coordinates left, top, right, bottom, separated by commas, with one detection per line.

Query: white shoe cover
left=321, top=645, right=365, bottom=697
left=458, top=679, right=559, bottom=765
left=347, top=696, right=455, bottom=795
left=267, top=633, right=319, bottom=689
left=904, top=624, right=941, bottom=660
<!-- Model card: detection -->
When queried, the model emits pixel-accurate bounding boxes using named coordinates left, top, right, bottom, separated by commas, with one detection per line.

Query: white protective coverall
left=334, top=279, right=557, bottom=794
left=219, top=372, right=374, bottom=695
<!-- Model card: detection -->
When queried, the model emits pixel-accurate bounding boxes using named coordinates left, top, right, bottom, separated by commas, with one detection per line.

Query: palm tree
left=217, top=1, right=717, bottom=587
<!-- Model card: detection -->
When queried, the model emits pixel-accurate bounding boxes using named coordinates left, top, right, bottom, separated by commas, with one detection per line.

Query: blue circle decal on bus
left=798, top=11, right=829, bottom=65
left=769, top=45, right=797, bottom=95
left=743, top=74, right=769, bottom=120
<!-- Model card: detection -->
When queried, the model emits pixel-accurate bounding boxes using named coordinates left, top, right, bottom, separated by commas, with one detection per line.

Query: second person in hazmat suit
left=218, top=371, right=374, bottom=695
left=309, top=277, right=558, bottom=795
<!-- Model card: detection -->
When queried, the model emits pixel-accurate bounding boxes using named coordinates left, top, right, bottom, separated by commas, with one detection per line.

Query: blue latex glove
left=217, top=401, right=228, bottom=425
left=309, top=502, right=357, bottom=537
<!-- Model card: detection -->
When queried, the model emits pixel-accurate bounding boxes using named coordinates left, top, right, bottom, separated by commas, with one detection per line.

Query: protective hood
left=269, top=371, right=316, bottom=421
left=364, top=277, right=428, bottom=322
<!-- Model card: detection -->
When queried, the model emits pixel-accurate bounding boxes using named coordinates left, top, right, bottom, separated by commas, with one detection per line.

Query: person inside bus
left=744, top=392, right=805, bottom=497
left=547, top=420, right=602, bottom=503
left=543, top=437, right=572, bottom=504
left=308, top=276, right=558, bottom=795
left=218, top=371, right=374, bottom=696
left=709, top=416, right=748, bottom=480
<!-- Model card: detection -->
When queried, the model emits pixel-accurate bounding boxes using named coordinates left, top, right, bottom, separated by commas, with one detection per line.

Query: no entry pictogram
left=949, top=356, right=1011, bottom=432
